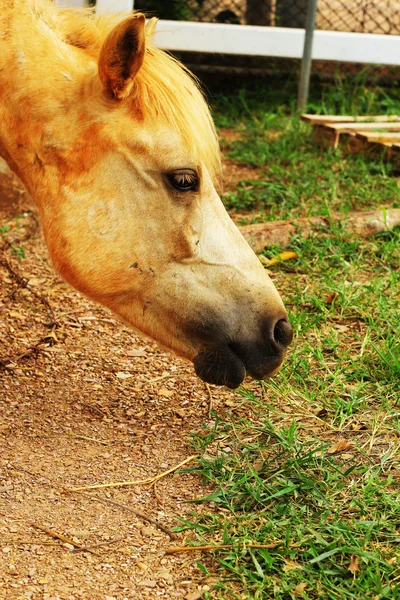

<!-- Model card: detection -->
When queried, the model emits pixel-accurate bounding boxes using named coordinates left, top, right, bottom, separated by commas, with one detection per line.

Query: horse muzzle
left=193, top=317, right=293, bottom=388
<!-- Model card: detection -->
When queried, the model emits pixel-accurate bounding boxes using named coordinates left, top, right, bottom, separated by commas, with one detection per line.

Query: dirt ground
left=0, top=160, right=265, bottom=599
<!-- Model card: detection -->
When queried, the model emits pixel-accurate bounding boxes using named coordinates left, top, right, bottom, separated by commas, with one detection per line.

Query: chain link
left=135, top=0, right=400, bottom=35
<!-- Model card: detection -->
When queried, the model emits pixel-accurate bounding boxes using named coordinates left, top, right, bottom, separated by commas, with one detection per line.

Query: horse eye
left=167, top=170, right=199, bottom=192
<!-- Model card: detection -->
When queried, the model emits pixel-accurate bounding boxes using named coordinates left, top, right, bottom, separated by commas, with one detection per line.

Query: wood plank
left=154, top=24, right=400, bottom=66
left=327, top=122, right=400, bottom=131
left=301, top=114, right=400, bottom=124
left=356, top=131, right=400, bottom=146
left=356, top=132, right=400, bottom=143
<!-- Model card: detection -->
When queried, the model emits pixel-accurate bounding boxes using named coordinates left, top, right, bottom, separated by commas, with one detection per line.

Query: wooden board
left=301, top=114, right=400, bottom=124
left=302, top=113, right=400, bottom=165
left=356, top=132, right=400, bottom=143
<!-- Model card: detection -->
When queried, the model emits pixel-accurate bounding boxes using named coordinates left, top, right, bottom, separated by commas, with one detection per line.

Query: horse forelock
left=54, top=5, right=221, bottom=184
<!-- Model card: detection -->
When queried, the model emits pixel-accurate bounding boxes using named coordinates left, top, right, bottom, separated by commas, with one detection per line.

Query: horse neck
left=0, top=0, right=90, bottom=193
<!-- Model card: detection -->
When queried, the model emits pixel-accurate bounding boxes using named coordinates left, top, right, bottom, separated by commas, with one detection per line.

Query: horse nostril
left=273, top=318, right=293, bottom=348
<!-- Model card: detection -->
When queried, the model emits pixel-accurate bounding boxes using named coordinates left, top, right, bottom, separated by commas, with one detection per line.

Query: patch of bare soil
left=219, top=128, right=260, bottom=193
left=219, top=131, right=268, bottom=226
left=218, top=128, right=243, bottom=146
left=0, top=208, right=244, bottom=599
left=222, top=160, right=259, bottom=193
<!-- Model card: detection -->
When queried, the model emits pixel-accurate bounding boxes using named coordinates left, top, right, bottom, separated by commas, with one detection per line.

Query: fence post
left=297, top=0, right=318, bottom=112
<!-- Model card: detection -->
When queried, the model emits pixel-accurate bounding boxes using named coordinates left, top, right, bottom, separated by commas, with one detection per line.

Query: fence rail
left=54, top=1, right=400, bottom=66
left=153, top=20, right=400, bottom=66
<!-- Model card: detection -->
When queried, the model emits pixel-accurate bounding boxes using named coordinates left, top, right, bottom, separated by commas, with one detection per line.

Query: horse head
left=0, top=5, right=292, bottom=388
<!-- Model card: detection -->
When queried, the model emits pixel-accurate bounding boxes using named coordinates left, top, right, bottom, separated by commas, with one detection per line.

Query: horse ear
left=98, top=14, right=146, bottom=100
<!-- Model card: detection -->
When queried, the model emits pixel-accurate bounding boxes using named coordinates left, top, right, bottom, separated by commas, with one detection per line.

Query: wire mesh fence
left=134, top=1, right=400, bottom=35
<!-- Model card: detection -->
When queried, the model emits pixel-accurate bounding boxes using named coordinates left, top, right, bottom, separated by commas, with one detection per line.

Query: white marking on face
left=16, top=50, right=26, bottom=67
left=86, top=200, right=123, bottom=240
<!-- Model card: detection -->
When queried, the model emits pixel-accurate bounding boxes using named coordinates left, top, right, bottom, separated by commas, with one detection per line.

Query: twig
left=205, top=383, right=213, bottom=414
left=72, top=535, right=126, bottom=553
left=8, top=541, right=63, bottom=546
left=67, top=434, right=109, bottom=446
left=0, top=332, right=58, bottom=369
left=27, top=522, right=94, bottom=553
left=31, top=433, right=109, bottom=446
left=79, top=493, right=176, bottom=539
left=81, top=403, right=107, bottom=417
left=149, top=373, right=175, bottom=384
left=0, top=252, right=55, bottom=325
left=64, top=454, right=198, bottom=493
left=166, top=542, right=279, bottom=555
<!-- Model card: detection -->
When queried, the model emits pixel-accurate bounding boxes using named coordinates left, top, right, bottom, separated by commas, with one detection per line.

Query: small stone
left=186, top=592, right=203, bottom=600
left=115, top=372, right=132, bottom=380
left=69, top=530, right=91, bottom=539
left=138, top=580, right=157, bottom=588
left=63, top=543, right=75, bottom=551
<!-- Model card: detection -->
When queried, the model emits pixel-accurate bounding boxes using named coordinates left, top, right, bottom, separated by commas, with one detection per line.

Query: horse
left=0, top=0, right=292, bottom=389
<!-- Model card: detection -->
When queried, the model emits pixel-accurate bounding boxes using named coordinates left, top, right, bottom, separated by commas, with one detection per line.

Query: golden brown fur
left=56, top=4, right=221, bottom=180
left=0, top=0, right=290, bottom=388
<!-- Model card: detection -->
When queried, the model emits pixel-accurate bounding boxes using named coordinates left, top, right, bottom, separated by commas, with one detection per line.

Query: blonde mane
left=54, top=6, right=221, bottom=181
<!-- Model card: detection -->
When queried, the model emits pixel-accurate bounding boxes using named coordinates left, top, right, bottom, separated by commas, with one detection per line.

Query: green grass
left=182, top=416, right=400, bottom=599
left=180, top=79, right=400, bottom=599
left=213, top=75, right=400, bottom=220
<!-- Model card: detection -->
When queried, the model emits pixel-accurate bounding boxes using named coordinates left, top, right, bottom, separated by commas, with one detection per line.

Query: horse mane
left=53, top=5, right=221, bottom=181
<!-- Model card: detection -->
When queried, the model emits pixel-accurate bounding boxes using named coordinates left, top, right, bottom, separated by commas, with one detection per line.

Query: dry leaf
left=127, top=349, right=146, bottom=357
left=282, top=559, right=303, bottom=572
left=327, top=438, right=353, bottom=455
left=115, top=372, right=132, bottom=380
left=325, top=292, right=338, bottom=304
left=225, top=399, right=236, bottom=407
left=294, top=582, right=307, bottom=596
left=265, top=251, right=298, bottom=267
left=253, top=457, right=264, bottom=472
left=9, top=311, right=25, bottom=319
left=348, top=555, right=360, bottom=575
left=186, top=592, right=203, bottom=600
left=158, top=387, right=174, bottom=398
left=27, top=277, right=46, bottom=287
left=335, top=324, right=350, bottom=333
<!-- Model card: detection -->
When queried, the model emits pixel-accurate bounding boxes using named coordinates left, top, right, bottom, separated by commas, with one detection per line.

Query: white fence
left=55, top=0, right=400, bottom=67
